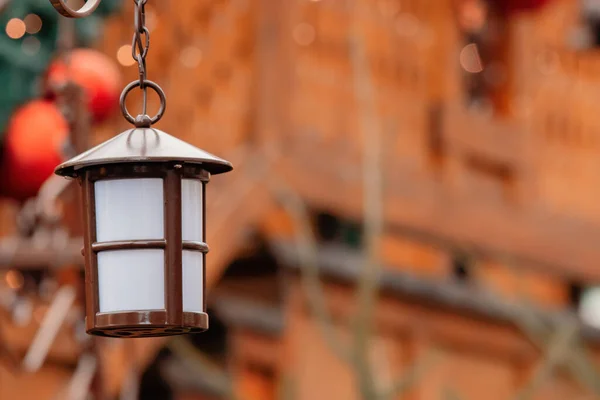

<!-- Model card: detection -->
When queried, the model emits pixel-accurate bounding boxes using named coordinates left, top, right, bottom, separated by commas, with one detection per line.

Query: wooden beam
left=277, top=153, right=600, bottom=282
left=0, top=237, right=82, bottom=270
left=271, top=241, right=600, bottom=345
left=291, top=280, right=539, bottom=363
left=230, top=328, right=282, bottom=371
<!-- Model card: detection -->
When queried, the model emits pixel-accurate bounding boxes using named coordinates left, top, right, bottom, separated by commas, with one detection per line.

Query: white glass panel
left=95, top=179, right=164, bottom=242
left=98, top=250, right=165, bottom=313
left=182, top=251, right=203, bottom=312
left=182, top=179, right=203, bottom=241
left=580, top=287, right=600, bottom=329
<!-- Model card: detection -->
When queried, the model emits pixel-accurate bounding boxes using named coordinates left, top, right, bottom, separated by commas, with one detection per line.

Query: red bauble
left=47, top=49, right=121, bottom=123
left=0, top=100, right=68, bottom=202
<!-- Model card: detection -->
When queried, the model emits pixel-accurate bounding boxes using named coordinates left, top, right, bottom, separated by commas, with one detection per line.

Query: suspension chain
left=119, top=0, right=166, bottom=128
left=132, top=0, right=149, bottom=116
left=49, top=0, right=166, bottom=128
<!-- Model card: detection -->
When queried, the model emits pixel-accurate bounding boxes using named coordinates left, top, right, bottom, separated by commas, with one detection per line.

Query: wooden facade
left=4, top=0, right=600, bottom=398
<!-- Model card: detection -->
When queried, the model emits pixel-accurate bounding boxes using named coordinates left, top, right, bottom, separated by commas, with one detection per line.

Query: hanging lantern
left=55, top=125, right=231, bottom=337
left=52, top=0, right=233, bottom=337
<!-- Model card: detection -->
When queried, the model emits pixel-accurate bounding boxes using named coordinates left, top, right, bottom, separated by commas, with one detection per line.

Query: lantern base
left=86, top=311, right=209, bottom=338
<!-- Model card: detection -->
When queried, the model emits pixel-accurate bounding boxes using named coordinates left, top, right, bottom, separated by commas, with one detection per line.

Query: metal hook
left=49, top=0, right=102, bottom=18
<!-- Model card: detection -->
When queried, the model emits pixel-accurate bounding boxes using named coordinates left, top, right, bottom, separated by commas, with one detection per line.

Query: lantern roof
left=55, top=127, right=233, bottom=177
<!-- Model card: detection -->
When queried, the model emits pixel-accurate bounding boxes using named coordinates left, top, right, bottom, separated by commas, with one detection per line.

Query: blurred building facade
left=4, top=0, right=600, bottom=399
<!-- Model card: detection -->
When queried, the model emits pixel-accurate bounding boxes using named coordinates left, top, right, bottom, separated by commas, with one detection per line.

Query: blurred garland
left=0, top=0, right=121, bottom=138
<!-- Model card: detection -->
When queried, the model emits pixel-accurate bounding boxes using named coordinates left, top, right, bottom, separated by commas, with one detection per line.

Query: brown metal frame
left=80, top=163, right=210, bottom=338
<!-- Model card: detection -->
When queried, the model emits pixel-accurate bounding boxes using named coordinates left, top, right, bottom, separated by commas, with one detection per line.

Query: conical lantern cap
left=55, top=127, right=233, bottom=178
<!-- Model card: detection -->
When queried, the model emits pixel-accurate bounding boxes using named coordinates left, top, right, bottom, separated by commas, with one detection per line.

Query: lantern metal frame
left=56, top=128, right=232, bottom=338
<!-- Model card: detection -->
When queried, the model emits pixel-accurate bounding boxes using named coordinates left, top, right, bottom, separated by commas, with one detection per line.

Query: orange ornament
left=47, top=48, right=121, bottom=123
left=0, top=100, right=68, bottom=201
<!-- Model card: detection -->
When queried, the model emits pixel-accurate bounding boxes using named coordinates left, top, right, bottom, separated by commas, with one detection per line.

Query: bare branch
left=512, top=310, right=600, bottom=394
left=504, top=254, right=600, bottom=396
left=513, top=322, right=579, bottom=400
left=348, top=0, right=384, bottom=397
left=380, top=349, right=441, bottom=400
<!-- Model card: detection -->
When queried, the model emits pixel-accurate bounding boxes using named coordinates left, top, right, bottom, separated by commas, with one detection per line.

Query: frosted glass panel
left=182, top=251, right=203, bottom=312
left=182, top=179, right=203, bottom=241
left=95, top=179, right=164, bottom=242
left=98, top=250, right=165, bottom=313
left=580, top=288, right=600, bottom=329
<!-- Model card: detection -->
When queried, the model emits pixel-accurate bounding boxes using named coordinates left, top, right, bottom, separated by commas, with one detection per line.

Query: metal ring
left=49, top=0, right=102, bottom=18
left=120, top=80, right=166, bottom=126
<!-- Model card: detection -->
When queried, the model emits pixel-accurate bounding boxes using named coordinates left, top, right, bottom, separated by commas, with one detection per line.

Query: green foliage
left=0, top=0, right=121, bottom=138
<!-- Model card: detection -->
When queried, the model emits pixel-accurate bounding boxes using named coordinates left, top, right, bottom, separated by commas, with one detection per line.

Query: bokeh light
left=5, top=269, right=24, bottom=290
left=22, top=36, right=41, bottom=56
left=117, top=44, right=136, bottom=66
left=460, top=43, right=483, bottom=73
left=180, top=46, right=203, bottom=68
left=6, top=18, right=26, bottom=40
left=458, top=0, right=487, bottom=32
left=293, top=23, right=316, bottom=46
left=24, top=14, right=42, bottom=34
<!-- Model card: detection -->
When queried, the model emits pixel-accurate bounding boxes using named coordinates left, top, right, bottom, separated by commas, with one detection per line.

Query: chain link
left=131, top=0, right=150, bottom=115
